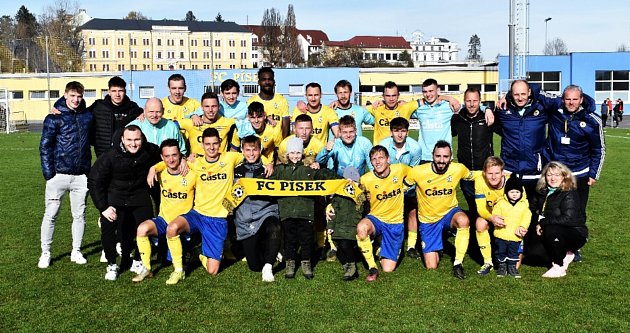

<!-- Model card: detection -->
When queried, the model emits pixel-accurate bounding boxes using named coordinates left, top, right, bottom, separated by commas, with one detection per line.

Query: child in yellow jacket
left=492, top=176, right=531, bottom=278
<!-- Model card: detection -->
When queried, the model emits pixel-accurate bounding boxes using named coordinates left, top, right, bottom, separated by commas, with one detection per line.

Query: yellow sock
left=407, top=230, right=418, bottom=250
left=199, top=254, right=208, bottom=270
left=356, top=235, right=377, bottom=269
left=167, top=235, right=183, bottom=272
left=316, top=230, right=326, bottom=249
left=136, top=236, right=152, bottom=270
left=327, top=233, right=337, bottom=251
left=476, top=230, right=492, bottom=264
left=454, top=227, right=470, bottom=265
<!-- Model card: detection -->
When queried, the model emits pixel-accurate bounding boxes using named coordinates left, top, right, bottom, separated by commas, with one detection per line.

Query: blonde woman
left=535, top=161, right=588, bottom=278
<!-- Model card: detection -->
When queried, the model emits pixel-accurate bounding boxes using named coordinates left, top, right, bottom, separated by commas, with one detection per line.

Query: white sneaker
left=116, top=242, right=122, bottom=256
left=542, top=264, right=566, bottom=278
left=276, top=252, right=283, bottom=263
left=100, top=250, right=107, bottom=263
left=105, top=264, right=119, bottom=281
left=38, top=251, right=51, bottom=269
left=262, top=263, right=274, bottom=282
left=562, top=252, right=575, bottom=270
left=130, top=260, right=144, bottom=274
left=70, top=250, right=87, bottom=265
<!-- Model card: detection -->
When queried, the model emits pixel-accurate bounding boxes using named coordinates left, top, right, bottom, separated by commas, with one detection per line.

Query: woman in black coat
left=535, top=161, right=588, bottom=278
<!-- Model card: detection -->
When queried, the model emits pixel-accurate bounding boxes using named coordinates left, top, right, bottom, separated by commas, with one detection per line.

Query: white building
left=408, top=31, right=460, bottom=66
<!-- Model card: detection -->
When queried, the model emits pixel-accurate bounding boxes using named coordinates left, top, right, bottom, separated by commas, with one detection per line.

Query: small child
left=491, top=176, right=532, bottom=278
left=326, top=167, right=368, bottom=281
left=269, top=136, right=339, bottom=279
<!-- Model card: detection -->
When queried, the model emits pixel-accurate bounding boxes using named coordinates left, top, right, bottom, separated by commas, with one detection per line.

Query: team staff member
left=133, top=139, right=195, bottom=284
left=356, top=146, right=410, bottom=282
left=128, top=98, right=187, bottom=155
left=538, top=85, right=603, bottom=218
left=248, top=67, right=290, bottom=138
left=451, top=87, right=495, bottom=218
left=405, top=140, right=474, bottom=279
left=178, top=92, right=238, bottom=155
left=88, top=125, right=162, bottom=281
left=291, top=82, right=340, bottom=142
left=38, top=81, right=92, bottom=269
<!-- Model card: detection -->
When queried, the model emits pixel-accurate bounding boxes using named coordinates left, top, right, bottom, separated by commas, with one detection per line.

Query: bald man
left=128, top=98, right=187, bottom=155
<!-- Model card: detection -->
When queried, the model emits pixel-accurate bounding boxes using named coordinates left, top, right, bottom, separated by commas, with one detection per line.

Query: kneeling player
left=356, top=146, right=410, bottom=282
left=405, top=140, right=473, bottom=279
left=134, top=139, right=195, bottom=283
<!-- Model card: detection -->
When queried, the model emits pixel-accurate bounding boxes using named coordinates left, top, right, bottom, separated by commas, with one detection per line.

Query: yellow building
left=81, top=19, right=252, bottom=72
left=0, top=72, right=113, bottom=122
left=358, top=66, right=499, bottom=106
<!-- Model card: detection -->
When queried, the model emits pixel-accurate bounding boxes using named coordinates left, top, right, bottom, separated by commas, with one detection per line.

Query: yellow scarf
left=223, top=178, right=364, bottom=213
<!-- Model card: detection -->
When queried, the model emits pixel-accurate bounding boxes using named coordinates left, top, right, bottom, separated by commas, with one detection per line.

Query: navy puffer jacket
left=39, top=97, right=93, bottom=180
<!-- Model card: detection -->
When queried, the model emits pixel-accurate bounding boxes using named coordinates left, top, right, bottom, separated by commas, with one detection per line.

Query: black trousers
left=335, top=239, right=358, bottom=265
left=101, top=205, right=153, bottom=266
left=541, top=224, right=587, bottom=266
left=282, top=218, right=313, bottom=261
left=575, top=176, right=590, bottom=218
left=241, top=216, right=282, bottom=272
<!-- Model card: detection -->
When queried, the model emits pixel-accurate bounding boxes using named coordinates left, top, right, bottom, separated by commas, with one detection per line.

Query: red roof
left=298, top=30, right=329, bottom=45
left=327, top=36, right=411, bottom=49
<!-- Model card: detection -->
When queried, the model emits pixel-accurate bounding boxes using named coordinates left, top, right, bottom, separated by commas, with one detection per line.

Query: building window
left=180, top=39, right=184, bottom=46
left=191, top=52, right=197, bottom=59
left=10, top=91, right=24, bottom=99
left=139, top=86, right=155, bottom=98
left=102, top=38, right=108, bottom=45
left=242, top=84, right=259, bottom=95
left=215, top=64, right=221, bottom=69
left=180, top=52, right=184, bottom=59
left=30, top=90, right=47, bottom=99
left=130, top=38, right=137, bottom=46
left=229, top=64, right=236, bottom=69
left=143, top=64, right=149, bottom=70
left=229, top=52, right=235, bottom=59
left=241, top=52, right=247, bottom=59
left=117, top=51, right=124, bottom=58
left=88, top=50, right=96, bottom=58
left=157, top=39, right=162, bottom=46
left=89, top=64, right=97, bottom=71
left=484, top=84, right=497, bottom=92
left=203, top=39, right=210, bottom=47
left=103, top=64, right=110, bottom=71
left=203, top=52, right=210, bottom=59
left=118, top=64, right=125, bottom=71
left=241, top=40, right=247, bottom=47
left=130, top=51, right=137, bottom=58
left=83, top=89, right=97, bottom=98
left=157, top=52, right=162, bottom=59
left=143, top=38, right=150, bottom=46
left=528, top=71, right=561, bottom=94
left=191, top=40, right=197, bottom=46
left=117, top=38, right=124, bottom=45
left=215, top=40, right=221, bottom=47
left=167, top=39, right=173, bottom=46
left=595, top=70, right=629, bottom=101
left=229, top=40, right=235, bottom=47
left=192, top=64, right=198, bottom=69
left=215, top=52, right=221, bottom=59
left=102, top=50, right=109, bottom=58
left=143, top=51, right=150, bottom=58
left=88, top=37, right=95, bottom=45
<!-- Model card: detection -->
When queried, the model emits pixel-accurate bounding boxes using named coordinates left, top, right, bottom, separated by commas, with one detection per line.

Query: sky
left=3, top=0, right=630, bottom=60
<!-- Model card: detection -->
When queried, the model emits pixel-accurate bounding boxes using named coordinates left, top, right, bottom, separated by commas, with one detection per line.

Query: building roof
left=81, top=18, right=249, bottom=33
left=327, top=36, right=411, bottom=49
left=298, top=30, right=329, bottom=45
left=436, top=38, right=451, bottom=43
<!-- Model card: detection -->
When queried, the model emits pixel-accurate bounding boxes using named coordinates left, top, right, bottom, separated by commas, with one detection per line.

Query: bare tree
left=467, top=34, right=482, bottom=61
left=39, top=0, right=84, bottom=71
left=282, top=5, right=302, bottom=67
left=617, top=43, right=629, bottom=52
left=185, top=11, right=197, bottom=22
left=261, top=8, right=283, bottom=66
left=124, top=11, right=148, bottom=20
left=544, top=37, right=569, bottom=55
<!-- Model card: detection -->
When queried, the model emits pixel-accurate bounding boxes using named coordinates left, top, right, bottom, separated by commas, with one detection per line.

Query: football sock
left=407, top=230, right=418, bottom=250
left=316, top=231, right=326, bottom=249
left=476, top=230, right=493, bottom=264
left=454, top=227, right=470, bottom=266
left=327, top=233, right=337, bottom=251
left=167, top=235, right=183, bottom=272
left=356, top=235, right=377, bottom=269
left=136, top=236, right=152, bottom=270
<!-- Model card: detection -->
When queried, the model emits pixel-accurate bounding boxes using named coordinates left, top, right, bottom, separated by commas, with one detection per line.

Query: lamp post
left=544, top=17, right=552, bottom=47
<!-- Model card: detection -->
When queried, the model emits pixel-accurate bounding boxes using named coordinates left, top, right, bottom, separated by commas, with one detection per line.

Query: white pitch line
left=605, top=135, right=630, bottom=140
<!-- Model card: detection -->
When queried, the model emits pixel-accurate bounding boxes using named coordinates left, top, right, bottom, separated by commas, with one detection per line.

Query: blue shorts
left=152, top=216, right=168, bottom=237
left=367, top=215, right=403, bottom=261
left=181, top=209, right=228, bottom=261
left=419, top=207, right=462, bottom=253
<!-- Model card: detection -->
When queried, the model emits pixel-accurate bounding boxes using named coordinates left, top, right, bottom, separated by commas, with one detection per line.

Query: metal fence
left=0, top=37, right=82, bottom=74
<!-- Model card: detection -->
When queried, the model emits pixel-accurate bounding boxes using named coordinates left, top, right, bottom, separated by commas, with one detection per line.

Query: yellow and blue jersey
left=178, top=117, right=238, bottom=156
left=247, top=94, right=290, bottom=123
left=157, top=168, right=196, bottom=222
left=291, top=105, right=339, bottom=143
left=360, top=164, right=410, bottom=223
left=369, top=101, right=419, bottom=144
left=162, top=96, right=201, bottom=121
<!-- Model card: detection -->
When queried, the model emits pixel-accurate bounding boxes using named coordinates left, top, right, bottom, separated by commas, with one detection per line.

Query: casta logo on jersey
left=200, top=172, right=228, bottom=181
left=425, top=187, right=453, bottom=196
left=162, top=189, right=188, bottom=199
left=312, top=128, right=323, bottom=134
left=378, top=118, right=391, bottom=127
left=376, top=188, right=401, bottom=200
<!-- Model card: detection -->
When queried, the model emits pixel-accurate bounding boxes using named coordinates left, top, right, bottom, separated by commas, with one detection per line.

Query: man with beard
left=405, top=140, right=474, bottom=279
left=247, top=67, right=290, bottom=138
left=330, top=80, right=374, bottom=138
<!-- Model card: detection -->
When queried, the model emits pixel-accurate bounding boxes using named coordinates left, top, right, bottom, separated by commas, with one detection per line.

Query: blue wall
left=499, top=52, right=630, bottom=100
left=121, top=68, right=360, bottom=110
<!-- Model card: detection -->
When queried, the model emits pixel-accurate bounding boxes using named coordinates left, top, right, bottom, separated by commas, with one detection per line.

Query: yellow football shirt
left=247, top=94, right=290, bottom=123
left=178, top=117, right=237, bottom=156
left=190, top=152, right=243, bottom=217
left=157, top=169, right=196, bottom=222
left=360, top=163, right=410, bottom=223
left=406, top=162, right=473, bottom=223
left=474, top=172, right=526, bottom=220
left=162, top=96, right=201, bottom=121
left=291, top=105, right=339, bottom=143
left=236, top=123, right=283, bottom=160
left=370, top=101, right=418, bottom=144
left=277, top=135, right=325, bottom=162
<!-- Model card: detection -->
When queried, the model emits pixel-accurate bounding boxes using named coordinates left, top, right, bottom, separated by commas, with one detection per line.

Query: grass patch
left=1, top=129, right=629, bottom=332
